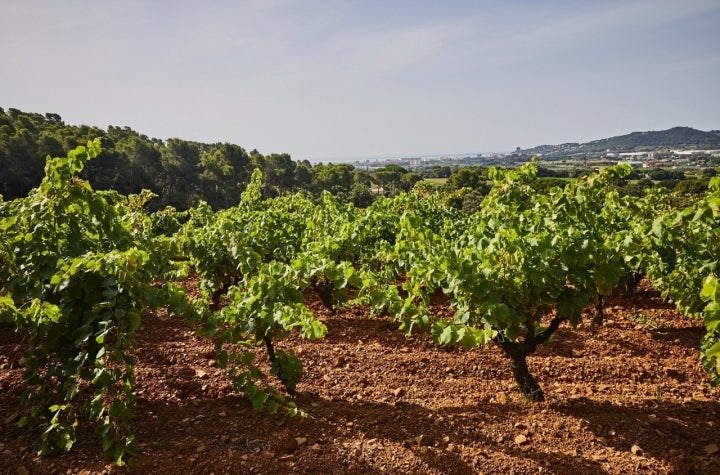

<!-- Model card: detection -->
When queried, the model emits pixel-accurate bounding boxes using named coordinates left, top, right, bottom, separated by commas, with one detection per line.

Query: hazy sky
left=2, top=0, right=719, bottom=161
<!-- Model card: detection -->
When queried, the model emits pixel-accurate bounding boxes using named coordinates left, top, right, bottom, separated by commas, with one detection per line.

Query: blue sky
left=2, top=0, right=719, bottom=162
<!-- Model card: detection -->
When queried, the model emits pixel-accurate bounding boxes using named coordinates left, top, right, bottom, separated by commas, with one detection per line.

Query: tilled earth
left=1, top=283, right=719, bottom=474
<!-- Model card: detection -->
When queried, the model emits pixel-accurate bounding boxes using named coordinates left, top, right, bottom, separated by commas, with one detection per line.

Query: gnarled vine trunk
left=494, top=337, right=545, bottom=402
left=312, top=279, right=335, bottom=314
left=492, top=315, right=567, bottom=402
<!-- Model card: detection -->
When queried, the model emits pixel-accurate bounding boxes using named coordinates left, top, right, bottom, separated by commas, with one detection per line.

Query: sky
left=1, top=0, right=719, bottom=162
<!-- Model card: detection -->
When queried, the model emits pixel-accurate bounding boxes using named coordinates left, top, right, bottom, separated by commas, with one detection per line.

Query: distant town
left=351, top=126, right=720, bottom=172
left=352, top=148, right=720, bottom=172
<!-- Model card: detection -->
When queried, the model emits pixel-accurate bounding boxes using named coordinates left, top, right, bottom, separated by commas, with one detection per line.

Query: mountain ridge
left=520, top=126, right=720, bottom=157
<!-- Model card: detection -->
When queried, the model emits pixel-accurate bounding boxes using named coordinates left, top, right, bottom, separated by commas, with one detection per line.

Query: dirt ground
left=1, top=282, right=719, bottom=474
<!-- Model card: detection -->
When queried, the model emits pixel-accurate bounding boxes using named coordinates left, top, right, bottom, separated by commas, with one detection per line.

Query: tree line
left=1, top=107, right=714, bottom=212
left=0, top=107, right=424, bottom=210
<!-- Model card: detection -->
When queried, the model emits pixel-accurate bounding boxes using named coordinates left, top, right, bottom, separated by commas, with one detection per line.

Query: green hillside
left=523, top=126, right=720, bottom=157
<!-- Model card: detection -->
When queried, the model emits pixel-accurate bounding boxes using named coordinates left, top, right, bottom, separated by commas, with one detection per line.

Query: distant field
left=423, top=177, right=447, bottom=187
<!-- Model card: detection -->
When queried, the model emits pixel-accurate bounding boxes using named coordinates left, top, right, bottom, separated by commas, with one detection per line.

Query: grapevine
left=0, top=141, right=181, bottom=464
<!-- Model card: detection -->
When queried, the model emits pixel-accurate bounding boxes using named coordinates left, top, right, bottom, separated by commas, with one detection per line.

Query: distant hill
left=521, top=127, right=720, bottom=158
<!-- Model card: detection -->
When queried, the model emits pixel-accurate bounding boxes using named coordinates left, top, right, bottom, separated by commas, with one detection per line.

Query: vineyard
left=1, top=140, right=719, bottom=474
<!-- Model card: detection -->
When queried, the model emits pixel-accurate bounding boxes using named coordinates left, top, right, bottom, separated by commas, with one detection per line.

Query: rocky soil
left=1, top=282, right=719, bottom=474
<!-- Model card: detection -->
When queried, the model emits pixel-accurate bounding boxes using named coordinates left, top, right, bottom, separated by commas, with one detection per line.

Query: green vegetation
left=2, top=108, right=715, bottom=214
left=1, top=121, right=720, bottom=466
left=0, top=141, right=184, bottom=464
left=0, top=108, right=421, bottom=210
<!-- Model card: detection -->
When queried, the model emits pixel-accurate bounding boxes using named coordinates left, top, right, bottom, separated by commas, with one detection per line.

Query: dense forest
left=0, top=107, right=427, bottom=210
